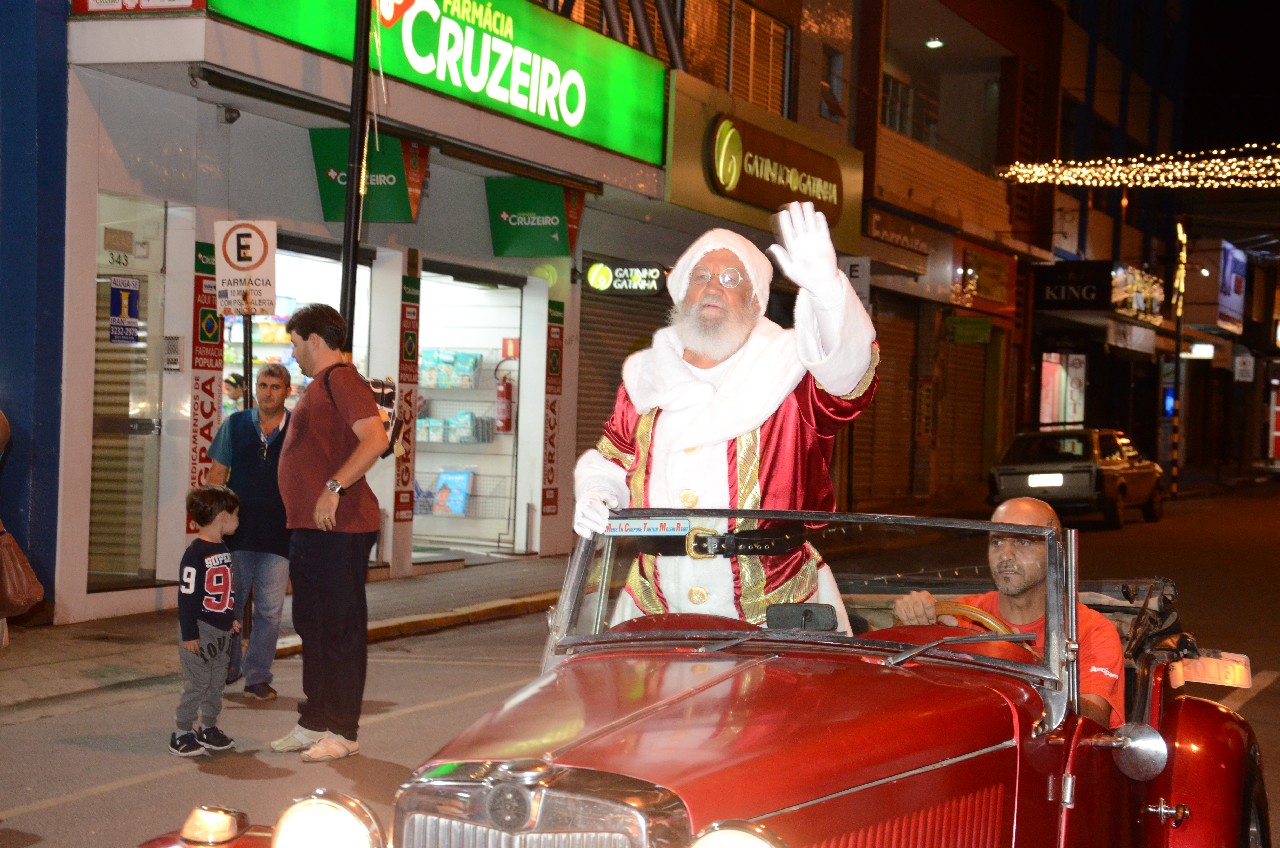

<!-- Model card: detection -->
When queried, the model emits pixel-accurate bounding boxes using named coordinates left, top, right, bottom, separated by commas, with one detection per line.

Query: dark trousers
left=289, top=528, right=377, bottom=741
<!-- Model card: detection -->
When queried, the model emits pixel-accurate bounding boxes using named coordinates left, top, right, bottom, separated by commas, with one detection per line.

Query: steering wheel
left=932, top=601, right=1014, bottom=635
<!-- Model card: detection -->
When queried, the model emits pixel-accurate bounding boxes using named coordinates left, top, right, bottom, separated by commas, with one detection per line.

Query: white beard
left=670, top=295, right=758, bottom=364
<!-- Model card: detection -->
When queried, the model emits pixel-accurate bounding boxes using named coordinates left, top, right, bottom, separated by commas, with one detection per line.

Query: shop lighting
left=925, top=37, right=944, bottom=48
left=996, top=142, right=1280, bottom=188
left=1181, top=343, right=1215, bottom=360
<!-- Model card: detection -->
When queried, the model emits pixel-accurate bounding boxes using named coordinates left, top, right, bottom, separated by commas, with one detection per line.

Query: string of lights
left=996, top=142, right=1280, bottom=188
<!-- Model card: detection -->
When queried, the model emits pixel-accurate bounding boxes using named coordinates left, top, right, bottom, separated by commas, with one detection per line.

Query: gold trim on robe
left=595, top=435, right=635, bottom=470
left=817, top=341, right=880, bottom=400
left=629, top=410, right=657, bottom=507
left=626, top=553, right=667, bottom=616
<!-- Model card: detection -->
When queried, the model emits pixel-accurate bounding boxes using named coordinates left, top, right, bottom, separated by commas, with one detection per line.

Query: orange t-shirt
left=958, top=592, right=1125, bottom=727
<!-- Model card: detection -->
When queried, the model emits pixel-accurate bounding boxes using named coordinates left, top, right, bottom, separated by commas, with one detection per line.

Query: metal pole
left=628, top=0, right=656, bottom=56
left=339, top=0, right=374, bottom=355
left=599, top=0, right=626, bottom=42
left=653, top=0, right=686, bottom=71
left=1171, top=222, right=1187, bottom=498
left=243, top=315, right=254, bottom=410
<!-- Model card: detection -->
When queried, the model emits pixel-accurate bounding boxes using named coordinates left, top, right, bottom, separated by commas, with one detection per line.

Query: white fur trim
left=668, top=229, right=773, bottom=316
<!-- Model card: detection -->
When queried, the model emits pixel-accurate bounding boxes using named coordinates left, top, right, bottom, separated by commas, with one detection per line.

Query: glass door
left=88, top=193, right=167, bottom=591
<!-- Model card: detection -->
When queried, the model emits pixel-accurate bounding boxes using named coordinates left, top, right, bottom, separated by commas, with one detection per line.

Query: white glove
left=573, top=489, right=618, bottom=539
left=767, top=201, right=844, bottom=309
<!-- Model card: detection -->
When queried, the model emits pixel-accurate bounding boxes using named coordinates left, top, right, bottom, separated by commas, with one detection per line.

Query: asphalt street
left=0, top=481, right=1276, bottom=847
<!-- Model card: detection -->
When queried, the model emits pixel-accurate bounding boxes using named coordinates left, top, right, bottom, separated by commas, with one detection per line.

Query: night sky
left=1183, top=3, right=1280, bottom=152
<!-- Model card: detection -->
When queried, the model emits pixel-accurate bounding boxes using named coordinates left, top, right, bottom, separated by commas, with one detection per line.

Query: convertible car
left=144, top=510, right=1267, bottom=848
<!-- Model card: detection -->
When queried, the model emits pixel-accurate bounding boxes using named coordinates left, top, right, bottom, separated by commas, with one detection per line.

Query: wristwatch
left=326, top=479, right=346, bottom=497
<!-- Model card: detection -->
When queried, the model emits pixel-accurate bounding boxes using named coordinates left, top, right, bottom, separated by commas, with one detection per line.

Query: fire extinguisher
left=495, top=363, right=514, bottom=433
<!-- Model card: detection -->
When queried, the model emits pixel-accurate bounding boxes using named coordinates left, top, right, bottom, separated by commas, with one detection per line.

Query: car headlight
left=692, top=821, right=786, bottom=848
left=272, top=789, right=384, bottom=848
left=180, top=805, right=249, bottom=844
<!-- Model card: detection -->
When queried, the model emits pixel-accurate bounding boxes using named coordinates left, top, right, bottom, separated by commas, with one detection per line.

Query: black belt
left=635, top=527, right=806, bottom=559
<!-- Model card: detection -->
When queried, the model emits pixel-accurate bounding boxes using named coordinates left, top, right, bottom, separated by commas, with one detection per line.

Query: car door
left=1096, top=432, right=1126, bottom=502
left=1059, top=712, right=1143, bottom=847
left=1119, top=441, right=1157, bottom=503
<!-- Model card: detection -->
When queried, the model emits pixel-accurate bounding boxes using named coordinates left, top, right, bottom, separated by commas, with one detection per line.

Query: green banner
left=195, top=241, right=216, bottom=275
left=485, top=177, right=569, bottom=256
left=208, top=0, right=666, bottom=165
left=309, top=129, right=429, bottom=222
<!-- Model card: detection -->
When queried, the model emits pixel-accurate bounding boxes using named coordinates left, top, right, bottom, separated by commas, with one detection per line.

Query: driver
left=892, top=497, right=1124, bottom=727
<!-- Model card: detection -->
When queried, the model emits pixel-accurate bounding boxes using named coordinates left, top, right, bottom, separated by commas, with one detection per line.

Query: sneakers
left=244, top=682, right=278, bottom=701
left=300, top=733, right=359, bottom=763
left=196, top=726, right=236, bottom=751
left=271, top=724, right=327, bottom=753
left=169, top=731, right=205, bottom=758
left=226, top=671, right=243, bottom=686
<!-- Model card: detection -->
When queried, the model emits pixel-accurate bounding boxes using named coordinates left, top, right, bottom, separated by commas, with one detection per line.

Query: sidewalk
left=0, top=554, right=567, bottom=716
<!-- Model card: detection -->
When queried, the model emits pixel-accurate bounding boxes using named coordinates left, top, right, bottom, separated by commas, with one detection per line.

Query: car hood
left=430, top=649, right=1022, bottom=821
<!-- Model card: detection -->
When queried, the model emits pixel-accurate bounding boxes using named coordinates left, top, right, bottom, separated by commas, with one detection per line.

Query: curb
left=273, top=592, right=559, bottom=658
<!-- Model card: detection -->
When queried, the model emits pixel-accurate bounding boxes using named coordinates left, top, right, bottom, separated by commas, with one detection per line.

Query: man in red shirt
left=270, top=303, right=387, bottom=762
left=893, top=497, right=1124, bottom=727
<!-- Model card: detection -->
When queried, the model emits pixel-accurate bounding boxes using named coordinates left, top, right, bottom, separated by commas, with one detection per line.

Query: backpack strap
left=320, top=362, right=357, bottom=408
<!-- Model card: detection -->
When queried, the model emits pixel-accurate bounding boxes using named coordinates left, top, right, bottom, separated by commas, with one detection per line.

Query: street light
left=1171, top=222, right=1187, bottom=498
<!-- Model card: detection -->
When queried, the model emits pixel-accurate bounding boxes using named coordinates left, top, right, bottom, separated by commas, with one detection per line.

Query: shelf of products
left=412, top=470, right=511, bottom=520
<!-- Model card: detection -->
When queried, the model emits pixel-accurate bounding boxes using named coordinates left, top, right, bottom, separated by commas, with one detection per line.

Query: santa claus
left=573, top=201, right=879, bottom=634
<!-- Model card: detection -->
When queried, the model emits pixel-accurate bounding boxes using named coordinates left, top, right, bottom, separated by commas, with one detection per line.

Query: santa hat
left=667, top=228, right=772, bottom=315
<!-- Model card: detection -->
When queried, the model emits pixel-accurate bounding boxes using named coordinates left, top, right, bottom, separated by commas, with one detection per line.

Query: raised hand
left=766, top=201, right=844, bottom=308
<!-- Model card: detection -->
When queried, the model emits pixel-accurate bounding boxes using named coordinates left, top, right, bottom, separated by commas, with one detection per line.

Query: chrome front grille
left=392, top=762, right=689, bottom=848
left=401, top=816, right=634, bottom=848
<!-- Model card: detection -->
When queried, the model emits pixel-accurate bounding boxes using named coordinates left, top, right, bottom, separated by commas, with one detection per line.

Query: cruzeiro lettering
left=400, top=0, right=587, bottom=127
left=742, top=152, right=838, bottom=205
left=501, top=210, right=560, bottom=227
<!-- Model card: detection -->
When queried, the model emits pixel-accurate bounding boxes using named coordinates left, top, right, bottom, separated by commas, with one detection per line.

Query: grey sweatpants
left=175, top=619, right=234, bottom=732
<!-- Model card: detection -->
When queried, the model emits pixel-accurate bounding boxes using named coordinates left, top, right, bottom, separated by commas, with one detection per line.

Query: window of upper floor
left=880, top=0, right=1010, bottom=173
left=567, top=0, right=792, bottom=117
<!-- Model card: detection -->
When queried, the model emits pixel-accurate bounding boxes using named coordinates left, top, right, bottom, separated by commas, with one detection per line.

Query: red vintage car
left=144, top=510, right=1268, bottom=848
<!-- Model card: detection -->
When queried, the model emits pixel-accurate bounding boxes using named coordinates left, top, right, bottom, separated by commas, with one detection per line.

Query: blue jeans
left=226, top=550, right=290, bottom=688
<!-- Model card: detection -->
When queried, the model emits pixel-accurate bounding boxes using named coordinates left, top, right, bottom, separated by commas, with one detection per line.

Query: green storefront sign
left=207, top=0, right=666, bottom=165
left=485, top=177, right=569, bottom=256
left=308, top=129, right=429, bottom=222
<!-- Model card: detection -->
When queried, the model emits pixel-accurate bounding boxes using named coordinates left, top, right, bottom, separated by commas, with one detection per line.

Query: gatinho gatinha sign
left=206, top=0, right=665, bottom=164
left=708, top=114, right=843, bottom=223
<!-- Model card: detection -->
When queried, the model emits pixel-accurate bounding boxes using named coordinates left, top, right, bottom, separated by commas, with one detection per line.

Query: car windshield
left=1000, top=433, right=1088, bottom=463
left=550, top=510, right=1066, bottom=685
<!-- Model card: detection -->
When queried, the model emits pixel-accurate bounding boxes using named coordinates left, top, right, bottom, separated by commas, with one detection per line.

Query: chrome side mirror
left=1084, top=722, right=1168, bottom=781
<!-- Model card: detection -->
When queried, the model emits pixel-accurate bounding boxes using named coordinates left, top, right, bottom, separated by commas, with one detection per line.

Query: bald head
left=990, top=497, right=1061, bottom=533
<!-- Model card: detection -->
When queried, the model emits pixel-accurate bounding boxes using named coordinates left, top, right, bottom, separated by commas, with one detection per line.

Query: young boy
left=170, top=485, right=242, bottom=757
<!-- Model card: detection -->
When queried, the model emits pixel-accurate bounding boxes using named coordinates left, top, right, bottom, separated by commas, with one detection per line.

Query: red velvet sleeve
left=597, top=384, right=643, bottom=473
left=795, top=372, right=879, bottom=437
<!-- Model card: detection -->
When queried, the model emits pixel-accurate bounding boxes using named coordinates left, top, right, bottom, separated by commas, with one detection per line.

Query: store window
left=882, top=1, right=1007, bottom=171
left=573, top=0, right=792, bottom=117
left=222, top=249, right=371, bottom=412
left=412, top=272, right=526, bottom=554
left=1040, top=352, right=1086, bottom=425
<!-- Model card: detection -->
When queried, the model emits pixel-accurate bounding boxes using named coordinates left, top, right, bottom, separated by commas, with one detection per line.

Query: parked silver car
left=989, top=428, right=1163, bottom=527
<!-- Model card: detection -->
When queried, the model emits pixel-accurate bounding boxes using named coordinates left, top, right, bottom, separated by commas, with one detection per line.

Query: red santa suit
left=575, top=234, right=878, bottom=631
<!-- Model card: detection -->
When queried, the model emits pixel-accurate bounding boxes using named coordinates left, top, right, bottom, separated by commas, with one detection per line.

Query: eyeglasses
left=689, top=265, right=744, bottom=289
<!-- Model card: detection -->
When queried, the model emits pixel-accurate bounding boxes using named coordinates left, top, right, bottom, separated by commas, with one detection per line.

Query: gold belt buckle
left=686, top=527, right=718, bottom=559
